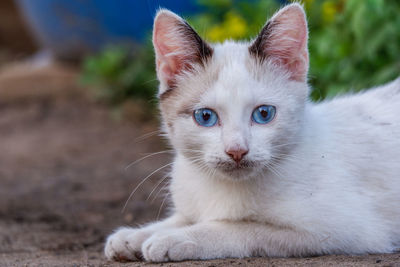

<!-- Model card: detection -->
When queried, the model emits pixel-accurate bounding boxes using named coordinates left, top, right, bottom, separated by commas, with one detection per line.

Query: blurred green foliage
left=81, top=43, right=157, bottom=105
left=81, top=0, right=400, bottom=105
left=306, top=0, right=400, bottom=99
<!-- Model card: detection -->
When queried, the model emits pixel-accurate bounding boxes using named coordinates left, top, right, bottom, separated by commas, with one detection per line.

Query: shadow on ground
left=0, top=64, right=399, bottom=266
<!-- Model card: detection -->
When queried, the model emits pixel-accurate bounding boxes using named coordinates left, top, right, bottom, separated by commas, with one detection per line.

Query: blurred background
left=0, top=0, right=399, bottom=265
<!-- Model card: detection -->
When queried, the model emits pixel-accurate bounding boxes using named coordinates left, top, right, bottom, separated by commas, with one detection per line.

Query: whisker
left=134, top=130, right=162, bottom=143
left=270, top=142, right=300, bottom=149
left=268, top=166, right=283, bottom=178
left=208, top=167, right=217, bottom=180
left=125, top=147, right=204, bottom=172
left=151, top=181, right=169, bottom=203
left=141, top=78, right=159, bottom=85
left=265, top=160, right=310, bottom=186
left=121, top=162, right=174, bottom=213
left=179, top=148, right=204, bottom=153
left=271, top=150, right=304, bottom=160
left=264, top=161, right=286, bottom=179
left=125, top=150, right=175, bottom=170
left=157, top=192, right=171, bottom=220
left=270, top=155, right=299, bottom=164
left=146, top=173, right=170, bottom=201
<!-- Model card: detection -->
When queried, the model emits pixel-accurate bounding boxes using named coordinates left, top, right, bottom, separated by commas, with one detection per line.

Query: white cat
left=105, top=3, right=400, bottom=262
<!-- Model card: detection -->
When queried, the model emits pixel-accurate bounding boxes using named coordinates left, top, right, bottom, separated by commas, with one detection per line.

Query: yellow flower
left=322, top=1, right=338, bottom=23
left=208, top=26, right=226, bottom=42
left=207, top=11, right=248, bottom=42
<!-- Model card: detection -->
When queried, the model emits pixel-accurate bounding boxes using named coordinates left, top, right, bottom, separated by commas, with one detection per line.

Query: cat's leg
left=104, top=214, right=188, bottom=261
left=142, top=221, right=321, bottom=262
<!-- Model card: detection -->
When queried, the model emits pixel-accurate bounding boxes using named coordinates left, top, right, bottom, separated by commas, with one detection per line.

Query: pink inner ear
left=153, top=12, right=190, bottom=86
left=156, top=55, right=183, bottom=85
left=264, top=4, right=309, bottom=81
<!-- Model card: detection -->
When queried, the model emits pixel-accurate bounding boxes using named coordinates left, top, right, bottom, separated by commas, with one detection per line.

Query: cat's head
left=153, top=3, right=309, bottom=180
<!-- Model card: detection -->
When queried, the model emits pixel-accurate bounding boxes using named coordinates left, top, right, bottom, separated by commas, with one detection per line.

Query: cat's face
left=153, top=4, right=309, bottom=180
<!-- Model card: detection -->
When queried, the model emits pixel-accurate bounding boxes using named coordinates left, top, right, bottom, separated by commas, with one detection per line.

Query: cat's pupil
left=203, top=112, right=210, bottom=121
left=261, top=109, right=268, bottom=118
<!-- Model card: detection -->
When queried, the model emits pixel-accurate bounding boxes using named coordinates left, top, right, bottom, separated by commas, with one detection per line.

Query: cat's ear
left=153, top=9, right=213, bottom=92
left=249, top=3, right=309, bottom=82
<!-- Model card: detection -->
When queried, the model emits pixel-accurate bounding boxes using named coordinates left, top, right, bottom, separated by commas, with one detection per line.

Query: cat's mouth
left=201, top=157, right=262, bottom=179
left=216, top=160, right=257, bottom=174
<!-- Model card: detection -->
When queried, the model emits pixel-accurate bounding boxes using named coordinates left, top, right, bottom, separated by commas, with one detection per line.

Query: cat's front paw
left=142, top=231, right=200, bottom=262
left=104, top=227, right=151, bottom=262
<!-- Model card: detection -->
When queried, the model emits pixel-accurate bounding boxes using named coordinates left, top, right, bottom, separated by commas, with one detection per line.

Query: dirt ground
left=0, top=63, right=399, bottom=267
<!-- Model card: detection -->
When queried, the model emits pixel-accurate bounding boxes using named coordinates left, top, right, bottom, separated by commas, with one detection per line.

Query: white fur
left=105, top=3, right=400, bottom=262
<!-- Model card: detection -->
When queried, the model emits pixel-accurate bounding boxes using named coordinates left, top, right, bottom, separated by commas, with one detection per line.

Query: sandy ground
left=0, top=64, right=399, bottom=267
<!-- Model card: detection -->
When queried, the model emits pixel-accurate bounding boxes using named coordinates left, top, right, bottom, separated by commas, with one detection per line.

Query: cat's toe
left=105, top=227, right=149, bottom=262
left=142, top=232, right=199, bottom=262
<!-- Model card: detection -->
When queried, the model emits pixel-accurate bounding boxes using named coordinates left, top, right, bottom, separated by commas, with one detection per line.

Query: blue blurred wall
left=16, top=0, right=200, bottom=58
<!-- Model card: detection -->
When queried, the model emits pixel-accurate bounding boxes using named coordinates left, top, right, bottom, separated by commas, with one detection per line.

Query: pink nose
left=225, top=148, right=249, bottom=164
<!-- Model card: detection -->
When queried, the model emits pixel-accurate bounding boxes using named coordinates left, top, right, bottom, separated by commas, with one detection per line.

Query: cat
left=105, top=3, right=400, bottom=262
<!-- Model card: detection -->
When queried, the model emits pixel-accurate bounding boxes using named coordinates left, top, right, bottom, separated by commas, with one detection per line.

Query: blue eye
left=252, top=105, right=276, bottom=124
left=193, top=108, right=218, bottom=127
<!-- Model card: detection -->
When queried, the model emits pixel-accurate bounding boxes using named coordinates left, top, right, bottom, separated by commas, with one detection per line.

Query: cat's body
left=172, top=77, right=400, bottom=254
left=105, top=4, right=400, bottom=262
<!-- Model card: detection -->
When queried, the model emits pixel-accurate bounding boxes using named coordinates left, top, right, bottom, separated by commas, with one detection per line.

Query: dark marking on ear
left=177, top=21, right=214, bottom=65
left=158, top=21, right=213, bottom=102
left=248, top=21, right=276, bottom=60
